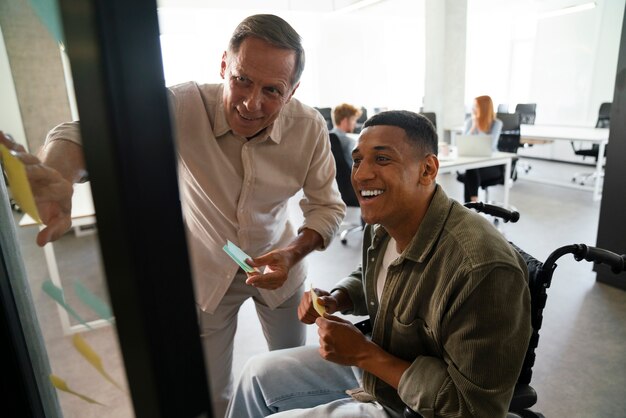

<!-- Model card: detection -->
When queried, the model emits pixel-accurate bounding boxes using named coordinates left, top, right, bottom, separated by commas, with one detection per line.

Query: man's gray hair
left=228, top=14, right=305, bottom=87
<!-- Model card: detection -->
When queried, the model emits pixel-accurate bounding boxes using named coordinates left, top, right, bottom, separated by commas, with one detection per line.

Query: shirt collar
left=371, top=185, right=452, bottom=263
left=213, top=84, right=281, bottom=144
left=403, top=185, right=452, bottom=263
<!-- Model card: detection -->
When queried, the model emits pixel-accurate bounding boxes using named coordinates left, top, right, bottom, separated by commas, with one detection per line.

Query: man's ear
left=419, top=154, right=439, bottom=185
left=220, top=51, right=227, bottom=79
left=286, top=82, right=300, bottom=102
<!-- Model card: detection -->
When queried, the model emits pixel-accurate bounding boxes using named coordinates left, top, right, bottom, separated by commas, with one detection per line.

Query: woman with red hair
left=458, top=95, right=503, bottom=202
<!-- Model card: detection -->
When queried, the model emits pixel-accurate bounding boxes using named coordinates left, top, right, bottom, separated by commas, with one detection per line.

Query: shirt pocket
left=389, top=316, right=436, bottom=362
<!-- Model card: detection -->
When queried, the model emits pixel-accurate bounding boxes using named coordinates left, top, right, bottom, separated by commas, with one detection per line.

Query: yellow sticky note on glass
left=73, top=334, right=125, bottom=391
left=49, top=374, right=105, bottom=406
left=310, top=284, right=326, bottom=316
left=0, top=144, right=41, bottom=223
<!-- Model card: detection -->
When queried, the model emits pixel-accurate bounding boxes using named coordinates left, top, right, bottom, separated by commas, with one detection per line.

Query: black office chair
left=514, top=103, right=536, bottom=174
left=456, top=113, right=520, bottom=204
left=353, top=107, right=368, bottom=134
left=314, top=107, right=334, bottom=131
left=570, top=102, right=611, bottom=185
left=482, top=112, right=521, bottom=197
left=515, top=103, right=536, bottom=125
left=329, top=133, right=362, bottom=244
left=419, top=112, right=436, bottom=128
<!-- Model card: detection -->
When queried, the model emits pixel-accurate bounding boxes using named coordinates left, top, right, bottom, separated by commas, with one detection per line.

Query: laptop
left=456, top=134, right=494, bottom=157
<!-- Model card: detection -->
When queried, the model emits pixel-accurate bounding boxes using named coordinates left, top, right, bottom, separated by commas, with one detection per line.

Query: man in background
left=331, top=103, right=363, bottom=165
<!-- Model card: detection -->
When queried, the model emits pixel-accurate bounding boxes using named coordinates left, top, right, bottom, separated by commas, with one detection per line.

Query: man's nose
left=352, top=161, right=374, bottom=182
left=243, top=88, right=262, bottom=111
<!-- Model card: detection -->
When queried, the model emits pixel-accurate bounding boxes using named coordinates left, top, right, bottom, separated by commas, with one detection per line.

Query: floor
left=12, top=157, right=626, bottom=417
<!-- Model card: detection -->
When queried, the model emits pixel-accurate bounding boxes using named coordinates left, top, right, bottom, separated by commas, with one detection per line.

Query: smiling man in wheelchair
left=227, top=111, right=532, bottom=418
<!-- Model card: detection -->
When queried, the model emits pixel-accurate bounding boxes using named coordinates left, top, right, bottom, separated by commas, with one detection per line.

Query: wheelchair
left=357, top=202, right=626, bottom=418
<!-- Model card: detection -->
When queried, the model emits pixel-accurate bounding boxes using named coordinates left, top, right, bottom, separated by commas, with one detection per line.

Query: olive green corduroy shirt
left=334, top=186, right=531, bottom=418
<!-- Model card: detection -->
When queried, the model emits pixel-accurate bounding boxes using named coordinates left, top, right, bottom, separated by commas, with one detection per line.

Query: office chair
left=314, top=107, right=334, bottom=130
left=515, top=103, right=536, bottom=125
left=570, top=102, right=611, bottom=185
left=353, top=107, right=368, bottom=134
left=328, top=133, right=362, bottom=244
left=399, top=203, right=626, bottom=418
left=514, top=103, right=536, bottom=174
left=456, top=113, right=520, bottom=204
left=419, top=112, right=436, bottom=128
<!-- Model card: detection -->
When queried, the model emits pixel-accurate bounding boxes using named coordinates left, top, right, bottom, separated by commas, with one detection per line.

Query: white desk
left=438, top=152, right=516, bottom=208
left=20, top=183, right=105, bottom=334
left=520, top=125, right=609, bottom=201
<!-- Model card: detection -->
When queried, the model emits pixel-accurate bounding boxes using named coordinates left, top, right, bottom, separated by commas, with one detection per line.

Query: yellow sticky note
left=310, top=284, right=326, bottom=316
left=49, top=374, right=105, bottom=406
left=72, top=334, right=125, bottom=392
left=0, top=144, right=41, bottom=223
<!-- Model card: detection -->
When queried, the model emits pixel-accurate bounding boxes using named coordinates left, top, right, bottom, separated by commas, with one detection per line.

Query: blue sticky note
left=73, top=281, right=114, bottom=323
left=42, top=280, right=93, bottom=329
left=29, top=0, right=64, bottom=44
left=222, top=241, right=259, bottom=273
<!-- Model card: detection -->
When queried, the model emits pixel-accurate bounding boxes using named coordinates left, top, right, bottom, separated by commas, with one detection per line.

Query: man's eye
left=352, top=158, right=361, bottom=166
left=265, top=87, right=283, bottom=96
left=376, top=156, right=389, bottom=162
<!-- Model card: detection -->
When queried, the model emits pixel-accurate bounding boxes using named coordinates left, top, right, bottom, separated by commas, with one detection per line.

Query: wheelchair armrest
left=509, top=383, right=538, bottom=412
left=354, top=319, right=372, bottom=335
left=403, top=406, right=423, bottom=418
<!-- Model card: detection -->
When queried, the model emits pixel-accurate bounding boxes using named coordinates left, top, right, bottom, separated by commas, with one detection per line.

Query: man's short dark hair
left=228, top=14, right=305, bottom=87
left=363, top=110, right=438, bottom=157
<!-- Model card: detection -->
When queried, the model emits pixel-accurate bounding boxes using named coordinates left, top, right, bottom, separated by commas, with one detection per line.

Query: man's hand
left=245, top=248, right=295, bottom=290
left=245, top=228, right=324, bottom=290
left=298, top=287, right=342, bottom=324
left=1, top=132, right=73, bottom=246
left=316, top=314, right=371, bottom=366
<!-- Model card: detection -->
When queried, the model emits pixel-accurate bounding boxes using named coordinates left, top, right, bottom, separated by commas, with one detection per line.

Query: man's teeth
left=361, top=190, right=384, bottom=197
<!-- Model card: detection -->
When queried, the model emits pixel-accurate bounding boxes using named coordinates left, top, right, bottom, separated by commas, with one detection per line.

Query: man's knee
left=242, top=346, right=316, bottom=382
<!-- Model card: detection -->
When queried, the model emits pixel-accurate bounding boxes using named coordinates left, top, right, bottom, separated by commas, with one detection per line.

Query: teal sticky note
left=42, top=280, right=93, bottom=329
left=222, top=241, right=259, bottom=273
left=73, top=281, right=114, bottom=323
left=28, top=0, right=64, bottom=44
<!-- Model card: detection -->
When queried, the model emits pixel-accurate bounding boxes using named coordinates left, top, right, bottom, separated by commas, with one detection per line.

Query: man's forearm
left=284, top=227, right=324, bottom=266
left=39, top=139, right=87, bottom=184
left=357, top=343, right=411, bottom=390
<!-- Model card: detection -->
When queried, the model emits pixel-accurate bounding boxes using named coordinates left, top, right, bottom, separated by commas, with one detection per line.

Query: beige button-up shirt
left=46, top=82, right=345, bottom=313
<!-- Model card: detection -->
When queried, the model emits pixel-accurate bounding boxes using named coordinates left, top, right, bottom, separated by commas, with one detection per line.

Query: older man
left=2, top=14, right=345, bottom=418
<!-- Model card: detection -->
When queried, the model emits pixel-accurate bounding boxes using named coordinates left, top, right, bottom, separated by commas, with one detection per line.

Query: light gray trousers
left=197, top=271, right=306, bottom=418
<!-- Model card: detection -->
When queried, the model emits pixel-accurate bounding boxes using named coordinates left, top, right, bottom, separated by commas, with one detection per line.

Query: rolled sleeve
left=298, top=129, right=346, bottom=249
left=332, top=268, right=369, bottom=316
left=45, top=121, right=82, bottom=147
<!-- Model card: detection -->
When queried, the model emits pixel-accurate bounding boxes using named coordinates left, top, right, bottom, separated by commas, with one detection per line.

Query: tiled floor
left=12, top=157, right=626, bottom=417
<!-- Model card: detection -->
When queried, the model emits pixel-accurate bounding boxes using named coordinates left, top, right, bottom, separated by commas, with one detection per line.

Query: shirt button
left=370, top=301, right=375, bottom=306
left=371, top=257, right=375, bottom=262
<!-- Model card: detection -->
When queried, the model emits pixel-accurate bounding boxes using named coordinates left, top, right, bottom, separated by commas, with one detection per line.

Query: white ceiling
left=155, top=0, right=601, bottom=17
left=156, top=0, right=366, bottom=13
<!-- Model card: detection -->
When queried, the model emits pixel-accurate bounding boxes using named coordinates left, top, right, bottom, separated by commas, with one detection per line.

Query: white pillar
left=424, top=0, right=467, bottom=142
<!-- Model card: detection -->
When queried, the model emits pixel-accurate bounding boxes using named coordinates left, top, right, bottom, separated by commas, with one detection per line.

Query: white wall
left=0, top=25, right=28, bottom=150
left=466, top=0, right=624, bottom=126
left=157, top=1, right=425, bottom=114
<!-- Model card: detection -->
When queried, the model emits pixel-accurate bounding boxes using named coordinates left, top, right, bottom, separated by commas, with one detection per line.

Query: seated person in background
left=458, top=95, right=503, bottom=202
left=330, top=103, right=363, bottom=165
left=226, top=110, right=531, bottom=418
